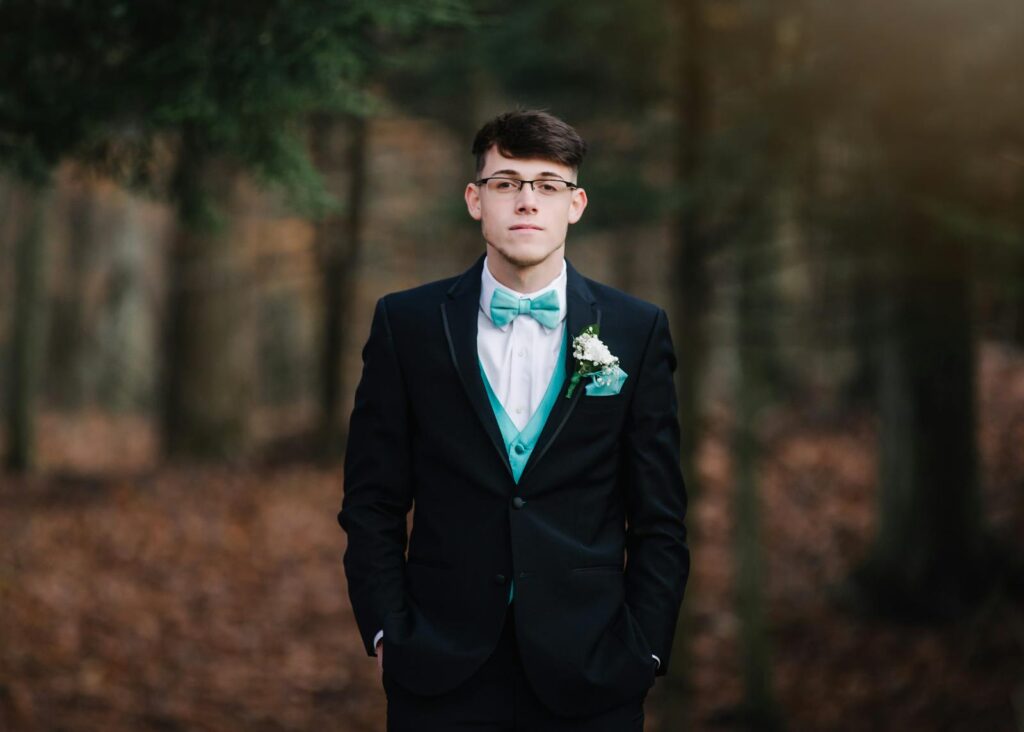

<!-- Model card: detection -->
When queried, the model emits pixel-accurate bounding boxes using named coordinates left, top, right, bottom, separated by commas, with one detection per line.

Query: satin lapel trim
left=518, top=261, right=599, bottom=484
left=442, top=256, right=513, bottom=479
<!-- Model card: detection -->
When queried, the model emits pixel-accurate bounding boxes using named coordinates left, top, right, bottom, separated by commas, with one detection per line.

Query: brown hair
left=471, top=110, right=587, bottom=177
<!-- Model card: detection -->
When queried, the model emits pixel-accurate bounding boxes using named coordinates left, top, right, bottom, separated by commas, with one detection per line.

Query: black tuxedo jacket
left=338, top=255, right=689, bottom=717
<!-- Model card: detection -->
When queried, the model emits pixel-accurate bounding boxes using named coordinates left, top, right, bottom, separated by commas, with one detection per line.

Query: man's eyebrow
left=487, top=169, right=569, bottom=179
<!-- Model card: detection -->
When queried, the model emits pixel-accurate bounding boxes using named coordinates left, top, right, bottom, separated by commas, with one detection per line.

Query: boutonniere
left=565, top=324, right=629, bottom=398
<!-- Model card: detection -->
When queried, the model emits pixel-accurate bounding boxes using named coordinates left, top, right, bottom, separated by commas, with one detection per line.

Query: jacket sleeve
left=338, top=296, right=413, bottom=656
left=622, top=307, right=690, bottom=676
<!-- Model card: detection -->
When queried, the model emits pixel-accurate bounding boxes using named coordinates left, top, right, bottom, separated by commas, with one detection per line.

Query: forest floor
left=2, top=343, right=1023, bottom=732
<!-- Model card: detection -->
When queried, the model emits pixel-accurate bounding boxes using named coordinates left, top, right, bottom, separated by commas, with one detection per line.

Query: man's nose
left=515, top=184, right=539, bottom=212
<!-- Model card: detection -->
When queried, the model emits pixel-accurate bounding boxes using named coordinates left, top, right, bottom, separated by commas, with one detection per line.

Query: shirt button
left=514, top=407, right=522, bottom=414
left=518, top=349, right=526, bottom=357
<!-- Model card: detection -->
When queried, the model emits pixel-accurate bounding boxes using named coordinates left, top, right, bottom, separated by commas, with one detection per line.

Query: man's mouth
left=510, top=224, right=543, bottom=230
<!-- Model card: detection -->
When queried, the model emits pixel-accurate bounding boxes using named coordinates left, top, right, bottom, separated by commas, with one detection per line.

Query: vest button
left=512, top=497, right=526, bottom=509
left=513, top=443, right=526, bottom=455
left=494, top=574, right=507, bottom=585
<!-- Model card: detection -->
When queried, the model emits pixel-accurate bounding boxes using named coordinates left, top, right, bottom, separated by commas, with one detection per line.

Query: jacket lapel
left=441, top=255, right=514, bottom=479
left=518, top=259, right=600, bottom=483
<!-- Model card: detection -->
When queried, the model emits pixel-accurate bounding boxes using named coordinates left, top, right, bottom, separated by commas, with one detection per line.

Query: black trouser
left=383, top=605, right=646, bottom=732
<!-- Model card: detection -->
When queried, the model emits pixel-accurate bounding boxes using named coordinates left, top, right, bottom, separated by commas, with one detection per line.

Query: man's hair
left=471, top=110, right=587, bottom=177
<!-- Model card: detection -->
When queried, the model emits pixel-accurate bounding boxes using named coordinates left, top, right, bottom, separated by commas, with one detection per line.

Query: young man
left=339, top=110, right=689, bottom=731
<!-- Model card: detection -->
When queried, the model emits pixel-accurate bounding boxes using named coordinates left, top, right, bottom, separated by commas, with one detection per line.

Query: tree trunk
left=670, top=0, right=711, bottom=491
left=725, top=7, right=791, bottom=717
left=49, top=180, right=98, bottom=409
left=314, top=114, right=368, bottom=461
left=659, top=0, right=710, bottom=729
left=857, top=207, right=987, bottom=618
left=732, top=219, right=783, bottom=731
left=97, top=197, right=153, bottom=411
left=844, top=253, right=882, bottom=403
left=5, top=183, right=51, bottom=473
left=161, top=135, right=255, bottom=459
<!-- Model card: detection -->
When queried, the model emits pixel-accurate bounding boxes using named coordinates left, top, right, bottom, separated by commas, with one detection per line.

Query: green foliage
left=472, top=0, right=672, bottom=119
left=0, top=1, right=129, bottom=183
left=0, top=0, right=469, bottom=207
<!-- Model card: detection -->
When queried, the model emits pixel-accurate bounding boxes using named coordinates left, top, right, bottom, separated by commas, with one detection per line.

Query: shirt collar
left=479, top=255, right=567, bottom=331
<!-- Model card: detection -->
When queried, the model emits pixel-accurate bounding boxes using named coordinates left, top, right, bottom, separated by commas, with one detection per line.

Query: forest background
left=1, top=1, right=1023, bottom=730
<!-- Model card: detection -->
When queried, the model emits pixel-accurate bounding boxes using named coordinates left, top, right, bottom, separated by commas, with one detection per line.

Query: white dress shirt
left=373, top=255, right=659, bottom=669
left=477, top=256, right=567, bottom=430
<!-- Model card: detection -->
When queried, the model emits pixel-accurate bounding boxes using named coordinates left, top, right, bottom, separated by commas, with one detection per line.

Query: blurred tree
left=670, top=0, right=712, bottom=502
left=865, top=192, right=986, bottom=618
left=733, top=211, right=784, bottom=731
left=807, top=0, right=1024, bottom=616
left=161, top=136, right=255, bottom=458
left=658, top=1, right=713, bottom=728
left=851, top=157, right=990, bottom=617
left=313, top=112, right=369, bottom=460
left=139, top=3, right=467, bottom=459
left=0, top=0, right=468, bottom=461
left=48, top=182, right=99, bottom=410
left=0, top=0, right=123, bottom=470
left=310, top=9, right=482, bottom=461
left=5, top=185, right=51, bottom=472
left=709, top=1, right=808, bottom=725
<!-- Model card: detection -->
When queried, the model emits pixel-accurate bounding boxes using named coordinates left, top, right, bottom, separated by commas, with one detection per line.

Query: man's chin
left=492, top=243, right=561, bottom=269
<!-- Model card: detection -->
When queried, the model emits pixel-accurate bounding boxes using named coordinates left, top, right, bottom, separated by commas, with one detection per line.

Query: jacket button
left=494, top=574, right=506, bottom=585
left=512, top=497, right=525, bottom=509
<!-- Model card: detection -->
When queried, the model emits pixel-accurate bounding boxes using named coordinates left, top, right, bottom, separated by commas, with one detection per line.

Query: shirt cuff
left=651, top=653, right=660, bottom=669
left=373, top=629, right=384, bottom=652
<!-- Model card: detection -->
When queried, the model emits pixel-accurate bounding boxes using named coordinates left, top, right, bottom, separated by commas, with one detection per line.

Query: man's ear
left=567, top=188, right=588, bottom=225
left=465, top=183, right=483, bottom=221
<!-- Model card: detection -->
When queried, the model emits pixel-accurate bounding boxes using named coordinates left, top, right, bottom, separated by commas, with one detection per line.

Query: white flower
left=566, top=325, right=621, bottom=397
left=572, top=333, right=618, bottom=367
left=582, top=338, right=616, bottom=366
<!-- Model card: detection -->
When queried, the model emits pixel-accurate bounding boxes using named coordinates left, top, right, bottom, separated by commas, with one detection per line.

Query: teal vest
left=478, top=326, right=568, bottom=602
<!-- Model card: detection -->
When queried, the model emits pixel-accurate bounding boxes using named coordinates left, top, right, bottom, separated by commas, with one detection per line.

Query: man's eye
left=494, top=180, right=517, bottom=190
left=537, top=182, right=560, bottom=193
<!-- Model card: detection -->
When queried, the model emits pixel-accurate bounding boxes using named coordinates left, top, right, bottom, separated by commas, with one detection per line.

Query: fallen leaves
left=1, top=343, right=1022, bottom=731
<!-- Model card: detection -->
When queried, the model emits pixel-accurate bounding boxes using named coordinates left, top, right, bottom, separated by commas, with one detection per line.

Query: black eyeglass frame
left=474, top=176, right=581, bottom=193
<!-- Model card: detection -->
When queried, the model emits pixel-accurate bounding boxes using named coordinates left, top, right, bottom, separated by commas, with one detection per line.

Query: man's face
left=464, top=146, right=588, bottom=271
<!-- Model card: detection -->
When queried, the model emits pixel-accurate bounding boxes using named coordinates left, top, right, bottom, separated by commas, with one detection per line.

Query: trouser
left=383, top=604, right=647, bottom=731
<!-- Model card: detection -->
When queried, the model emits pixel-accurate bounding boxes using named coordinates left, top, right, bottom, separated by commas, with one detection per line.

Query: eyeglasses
left=475, top=177, right=579, bottom=196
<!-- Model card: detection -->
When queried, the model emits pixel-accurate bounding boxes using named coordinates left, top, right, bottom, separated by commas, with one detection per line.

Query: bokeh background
left=1, top=1, right=1023, bottom=730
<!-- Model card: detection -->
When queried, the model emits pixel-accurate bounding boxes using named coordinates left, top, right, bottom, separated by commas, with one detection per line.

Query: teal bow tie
left=489, top=287, right=561, bottom=329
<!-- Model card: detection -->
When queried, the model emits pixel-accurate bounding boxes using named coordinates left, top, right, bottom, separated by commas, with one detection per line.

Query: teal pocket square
left=584, top=366, right=628, bottom=397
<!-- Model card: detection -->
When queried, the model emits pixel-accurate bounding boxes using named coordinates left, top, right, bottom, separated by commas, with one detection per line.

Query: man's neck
left=485, top=246, right=565, bottom=294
